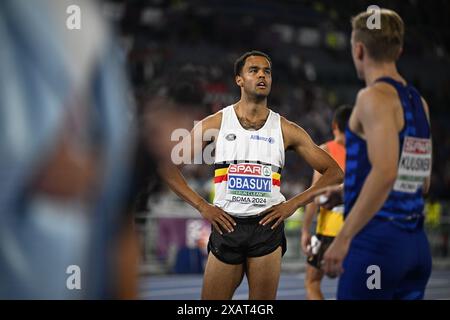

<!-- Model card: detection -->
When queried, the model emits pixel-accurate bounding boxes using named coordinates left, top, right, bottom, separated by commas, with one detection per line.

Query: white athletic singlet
left=213, top=104, right=286, bottom=217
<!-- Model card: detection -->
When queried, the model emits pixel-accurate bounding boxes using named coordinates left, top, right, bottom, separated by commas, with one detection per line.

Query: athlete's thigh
left=246, top=246, right=282, bottom=300
left=202, top=253, right=244, bottom=300
left=338, top=237, right=411, bottom=300
left=337, top=247, right=395, bottom=299
left=337, top=222, right=404, bottom=299
left=394, top=230, right=432, bottom=300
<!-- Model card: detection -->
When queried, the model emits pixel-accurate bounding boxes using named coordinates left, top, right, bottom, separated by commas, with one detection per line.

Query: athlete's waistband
left=227, top=211, right=270, bottom=223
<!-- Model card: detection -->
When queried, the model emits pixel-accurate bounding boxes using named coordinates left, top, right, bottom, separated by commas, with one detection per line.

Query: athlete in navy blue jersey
left=319, top=9, right=432, bottom=299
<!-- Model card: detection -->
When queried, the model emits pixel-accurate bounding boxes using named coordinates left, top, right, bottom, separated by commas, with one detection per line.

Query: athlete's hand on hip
left=198, top=202, right=236, bottom=235
left=259, top=201, right=297, bottom=229
left=313, top=184, right=343, bottom=210
left=321, top=235, right=351, bottom=278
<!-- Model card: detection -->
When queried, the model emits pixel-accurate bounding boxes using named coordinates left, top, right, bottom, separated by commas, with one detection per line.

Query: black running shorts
left=207, top=213, right=287, bottom=265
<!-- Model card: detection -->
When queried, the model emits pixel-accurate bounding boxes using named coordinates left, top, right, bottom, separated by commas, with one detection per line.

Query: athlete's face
left=351, top=31, right=365, bottom=80
left=236, top=55, right=272, bottom=100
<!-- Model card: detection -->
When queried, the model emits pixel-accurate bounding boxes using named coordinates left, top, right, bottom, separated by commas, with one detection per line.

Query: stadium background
left=102, top=0, right=450, bottom=298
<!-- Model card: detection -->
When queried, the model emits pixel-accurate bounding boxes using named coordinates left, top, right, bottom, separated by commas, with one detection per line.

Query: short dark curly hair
left=234, top=50, right=272, bottom=76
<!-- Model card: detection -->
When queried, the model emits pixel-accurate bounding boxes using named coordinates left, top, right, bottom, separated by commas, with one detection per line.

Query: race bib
left=393, top=136, right=432, bottom=193
left=226, top=163, right=272, bottom=204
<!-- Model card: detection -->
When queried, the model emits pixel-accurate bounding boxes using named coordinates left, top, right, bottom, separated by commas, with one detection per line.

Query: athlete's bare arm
left=283, top=119, right=344, bottom=206
left=322, top=86, right=400, bottom=276
left=159, top=112, right=237, bottom=234
left=260, top=118, right=343, bottom=229
left=301, top=144, right=328, bottom=255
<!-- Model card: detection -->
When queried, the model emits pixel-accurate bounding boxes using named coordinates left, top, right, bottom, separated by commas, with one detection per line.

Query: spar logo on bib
left=226, top=163, right=272, bottom=204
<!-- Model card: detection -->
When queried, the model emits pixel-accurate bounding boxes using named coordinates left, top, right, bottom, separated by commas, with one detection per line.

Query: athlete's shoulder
left=356, top=84, right=392, bottom=103
left=280, top=116, right=311, bottom=148
left=280, top=115, right=302, bottom=132
left=200, top=110, right=223, bottom=130
left=268, top=106, right=280, bottom=115
left=355, top=85, right=397, bottom=116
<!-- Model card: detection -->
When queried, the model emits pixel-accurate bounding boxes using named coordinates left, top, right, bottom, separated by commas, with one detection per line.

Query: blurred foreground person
left=0, top=0, right=136, bottom=299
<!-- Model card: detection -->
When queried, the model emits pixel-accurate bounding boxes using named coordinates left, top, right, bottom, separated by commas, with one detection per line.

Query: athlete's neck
left=234, top=98, right=269, bottom=131
left=363, top=61, right=406, bottom=87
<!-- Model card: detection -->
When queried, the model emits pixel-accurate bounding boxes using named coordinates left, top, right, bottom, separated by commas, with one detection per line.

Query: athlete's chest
left=215, top=128, right=284, bottom=166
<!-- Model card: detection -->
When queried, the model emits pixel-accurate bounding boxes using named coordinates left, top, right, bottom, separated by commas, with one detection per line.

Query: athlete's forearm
left=302, top=203, right=317, bottom=233
left=158, top=164, right=209, bottom=212
left=290, top=166, right=343, bottom=210
left=336, top=168, right=396, bottom=242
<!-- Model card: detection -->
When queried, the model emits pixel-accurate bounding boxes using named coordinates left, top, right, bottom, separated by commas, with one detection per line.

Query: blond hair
left=351, top=9, right=404, bottom=62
